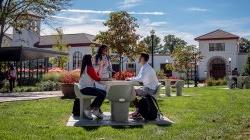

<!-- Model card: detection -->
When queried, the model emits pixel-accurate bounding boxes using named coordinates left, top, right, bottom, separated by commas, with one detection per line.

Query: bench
left=74, top=83, right=96, bottom=120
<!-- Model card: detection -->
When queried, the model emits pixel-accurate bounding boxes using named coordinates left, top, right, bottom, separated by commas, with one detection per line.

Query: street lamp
left=228, top=57, right=232, bottom=75
left=194, top=62, right=199, bottom=87
left=150, top=30, right=155, bottom=68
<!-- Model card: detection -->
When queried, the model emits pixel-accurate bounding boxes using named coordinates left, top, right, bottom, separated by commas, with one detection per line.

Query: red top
left=87, top=66, right=101, bottom=81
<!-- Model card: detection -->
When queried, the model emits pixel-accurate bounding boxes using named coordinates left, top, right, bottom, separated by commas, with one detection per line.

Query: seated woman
left=79, top=54, right=107, bottom=119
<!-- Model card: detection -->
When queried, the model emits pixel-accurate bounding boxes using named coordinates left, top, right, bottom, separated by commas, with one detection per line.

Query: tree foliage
left=0, top=0, right=71, bottom=47
left=94, top=11, right=147, bottom=61
left=244, top=53, right=250, bottom=76
left=142, top=32, right=162, bottom=54
left=49, top=28, right=69, bottom=69
left=239, top=37, right=250, bottom=53
left=163, top=35, right=187, bottom=54
left=171, top=45, right=203, bottom=77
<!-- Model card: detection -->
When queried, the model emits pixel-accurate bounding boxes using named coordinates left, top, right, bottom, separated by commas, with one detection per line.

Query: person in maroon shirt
left=77, top=54, right=107, bottom=119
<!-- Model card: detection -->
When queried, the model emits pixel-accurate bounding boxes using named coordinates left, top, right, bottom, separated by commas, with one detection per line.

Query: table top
left=100, top=80, right=139, bottom=86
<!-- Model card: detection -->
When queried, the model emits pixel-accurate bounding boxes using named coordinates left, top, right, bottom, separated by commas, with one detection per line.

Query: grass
left=0, top=87, right=250, bottom=140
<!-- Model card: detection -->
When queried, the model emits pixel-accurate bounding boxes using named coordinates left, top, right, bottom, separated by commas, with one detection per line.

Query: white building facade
left=195, top=29, right=248, bottom=80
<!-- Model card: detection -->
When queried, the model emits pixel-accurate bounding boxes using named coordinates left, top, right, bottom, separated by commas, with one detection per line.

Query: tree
left=49, top=28, right=69, bottom=69
left=171, top=45, right=203, bottom=87
left=0, top=0, right=71, bottom=48
left=163, top=35, right=187, bottom=54
left=239, top=38, right=250, bottom=53
left=94, top=11, right=147, bottom=70
left=142, top=33, right=162, bottom=54
left=244, top=53, right=250, bottom=75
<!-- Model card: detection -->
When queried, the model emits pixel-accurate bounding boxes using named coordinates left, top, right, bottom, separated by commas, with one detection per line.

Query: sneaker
left=92, top=109, right=103, bottom=119
left=84, top=110, right=93, bottom=120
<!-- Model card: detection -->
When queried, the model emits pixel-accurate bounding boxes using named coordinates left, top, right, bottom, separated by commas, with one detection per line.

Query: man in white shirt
left=127, top=53, right=159, bottom=118
left=127, top=53, right=159, bottom=96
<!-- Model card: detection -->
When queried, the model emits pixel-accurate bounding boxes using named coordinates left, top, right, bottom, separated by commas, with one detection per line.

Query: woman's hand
left=99, top=60, right=104, bottom=66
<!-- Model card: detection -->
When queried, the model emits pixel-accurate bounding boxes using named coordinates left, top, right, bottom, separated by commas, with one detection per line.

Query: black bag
left=72, top=98, right=80, bottom=116
left=138, top=95, right=162, bottom=121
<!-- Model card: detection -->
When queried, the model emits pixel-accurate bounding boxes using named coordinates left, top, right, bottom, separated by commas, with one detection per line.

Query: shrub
left=42, top=72, right=64, bottom=82
left=37, top=80, right=60, bottom=91
left=156, top=70, right=166, bottom=79
left=48, top=67, right=66, bottom=73
left=113, top=71, right=135, bottom=80
left=206, top=78, right=227, bottom=86
left=14, top=86, right=41, bottom=92
left=206, top=78, right=214, bottom=86
left=59, top=71, right=80, bottom=84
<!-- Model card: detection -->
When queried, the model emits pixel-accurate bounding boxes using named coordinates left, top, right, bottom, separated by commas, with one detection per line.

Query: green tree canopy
left=171, top=45, right=203, bottom=80
left=141, top=31, right=162, bottom=54
left=0, top=0, right=71, bottom=47
left=239, top=38, right=250, bottom=53
left=163, top=35, right=187, bottom=54
left=49, top=28, right=69, bottom=69
left=94, top=11, right=147, bottom=65
left=244, top=53, right=250, bottom=75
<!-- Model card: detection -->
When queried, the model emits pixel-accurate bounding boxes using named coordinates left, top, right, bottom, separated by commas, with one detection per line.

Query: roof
left=195, top=29, right=240, bottom=41
left=0, top=47, right=68, bottom=61
left=35, top=33, right=96, bottom=48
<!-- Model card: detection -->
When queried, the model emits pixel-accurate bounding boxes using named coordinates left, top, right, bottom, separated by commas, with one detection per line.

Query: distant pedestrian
left=232, top=68, right=239, bottom=87
left=7, top=64, right=16, bottom=92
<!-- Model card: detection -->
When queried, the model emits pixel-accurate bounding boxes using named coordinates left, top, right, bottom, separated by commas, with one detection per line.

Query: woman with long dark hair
left=78, top=54, right=106, bottom=119
left=95, top=45, right=112, bottom=79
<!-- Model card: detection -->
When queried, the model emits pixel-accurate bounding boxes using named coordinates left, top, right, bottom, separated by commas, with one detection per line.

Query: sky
left=40, top=0, right=250, bottom=45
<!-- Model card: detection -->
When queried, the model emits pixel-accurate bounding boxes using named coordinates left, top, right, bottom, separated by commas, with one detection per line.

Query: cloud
left=138, top=18, right=197, bottom=45
left=186, top=7, right=208, bottom=12
left=62, top=9, right=165, bottom=16
left=119, top=0, right=142, bottom=9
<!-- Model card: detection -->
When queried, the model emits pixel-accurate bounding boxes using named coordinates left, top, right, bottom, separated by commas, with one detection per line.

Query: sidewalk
left=0, top=91, right=63, bottom=103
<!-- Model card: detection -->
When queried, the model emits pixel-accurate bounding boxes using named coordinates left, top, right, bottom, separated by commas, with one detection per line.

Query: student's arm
left=87, top=66, right=101, bottom=81
left=130, top=68, right=146, bottom=82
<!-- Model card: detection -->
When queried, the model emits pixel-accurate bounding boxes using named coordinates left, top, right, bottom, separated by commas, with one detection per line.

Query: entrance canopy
left=0, top=47, right=68, bottom=61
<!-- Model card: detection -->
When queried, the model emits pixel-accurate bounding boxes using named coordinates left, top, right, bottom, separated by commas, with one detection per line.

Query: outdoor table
left=100, top=80, right=137, bottom=122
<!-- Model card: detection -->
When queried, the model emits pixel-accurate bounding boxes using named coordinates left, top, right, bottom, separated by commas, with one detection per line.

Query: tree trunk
left=0, top=24, right=5, bottom=48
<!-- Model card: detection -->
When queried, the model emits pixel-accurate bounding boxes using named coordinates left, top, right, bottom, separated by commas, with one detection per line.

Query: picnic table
left=74, top=80, right=138, bottom=122
left=100, top=80, right=137, bottom=122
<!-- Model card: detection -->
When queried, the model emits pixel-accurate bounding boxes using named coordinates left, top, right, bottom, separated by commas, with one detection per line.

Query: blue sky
left=41, top=0, right=250, bottom=45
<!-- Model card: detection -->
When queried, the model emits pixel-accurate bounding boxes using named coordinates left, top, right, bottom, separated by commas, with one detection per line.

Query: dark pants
left=80, top=87, right=106, bottom=108
left=9, top=79, right=15, bottom=92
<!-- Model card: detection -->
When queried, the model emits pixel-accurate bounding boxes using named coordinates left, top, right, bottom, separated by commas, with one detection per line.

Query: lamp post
left=150, top=30, right=155, bottom=68
left=228, top=57, right=232, bottom=76
left=194, top=62, right=199, bottom=87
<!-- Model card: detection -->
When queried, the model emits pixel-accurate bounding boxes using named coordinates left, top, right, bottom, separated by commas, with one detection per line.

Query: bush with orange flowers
left=113, top=71, right=135, bottom=80
left=59, top=70, right=80, bottom=84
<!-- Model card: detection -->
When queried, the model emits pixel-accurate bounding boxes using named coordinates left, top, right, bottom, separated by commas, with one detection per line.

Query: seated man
left=127, top=53, right=159, bottom=118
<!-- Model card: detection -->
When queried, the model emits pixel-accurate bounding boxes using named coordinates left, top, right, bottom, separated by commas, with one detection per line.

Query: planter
left=61, top=83, right=76, bottom=98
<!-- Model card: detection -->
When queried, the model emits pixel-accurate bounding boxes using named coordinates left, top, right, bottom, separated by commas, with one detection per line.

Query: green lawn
left=0, top=87, right=250, bottom=140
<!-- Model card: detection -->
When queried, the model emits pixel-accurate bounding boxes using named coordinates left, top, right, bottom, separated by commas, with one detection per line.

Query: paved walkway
left=0, top=91, right=63, bottom=103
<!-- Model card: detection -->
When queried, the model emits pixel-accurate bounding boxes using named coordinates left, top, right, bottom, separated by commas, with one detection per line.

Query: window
left=209, top=43, right=225, bottom=51
left=126, top=63, right=136, bottom=72
left=73, top=51, right=82, bottom=70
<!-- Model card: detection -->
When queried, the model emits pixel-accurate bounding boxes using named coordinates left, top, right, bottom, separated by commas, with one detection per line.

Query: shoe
left=130, top=111, right=143, bottom=120
left=92, top=109, right=103, bottom=119
left=84, top=110, right=93, bottom=120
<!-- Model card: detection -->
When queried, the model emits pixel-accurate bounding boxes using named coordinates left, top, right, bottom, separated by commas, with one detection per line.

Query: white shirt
left=130, top=63, right=159, bottom=90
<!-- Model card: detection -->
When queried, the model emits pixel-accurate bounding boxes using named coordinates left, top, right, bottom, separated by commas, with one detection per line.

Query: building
left=195, top=29, right=248, bottom=80
left=7, top=12, right=172, bottom=73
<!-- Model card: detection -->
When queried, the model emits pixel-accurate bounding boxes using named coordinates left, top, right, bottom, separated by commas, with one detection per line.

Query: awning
left=0, top=47, right=68, bottom=61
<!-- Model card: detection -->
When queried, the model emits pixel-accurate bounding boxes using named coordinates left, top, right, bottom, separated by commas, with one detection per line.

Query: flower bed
left=113, top=71, right=135, bottom=80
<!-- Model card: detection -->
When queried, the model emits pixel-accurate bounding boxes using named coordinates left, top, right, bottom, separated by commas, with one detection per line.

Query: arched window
left=73, top=51, right=82, bottom=70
